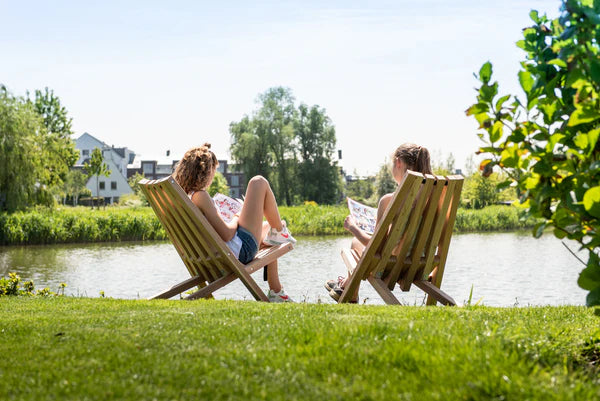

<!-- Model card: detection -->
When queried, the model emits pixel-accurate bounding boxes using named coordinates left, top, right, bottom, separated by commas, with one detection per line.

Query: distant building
left=74, top=133, right=134, bottom=204
left=127, top=152, right=246, bottom=198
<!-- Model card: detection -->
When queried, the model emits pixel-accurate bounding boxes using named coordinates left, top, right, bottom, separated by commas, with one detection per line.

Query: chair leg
left=148, top=276, right=206, bottom=300
left=185, top=273, right=236, bottom=300
left=413, top=280, right=456, bottom=306
left=368, top=277, right=401, bottom=305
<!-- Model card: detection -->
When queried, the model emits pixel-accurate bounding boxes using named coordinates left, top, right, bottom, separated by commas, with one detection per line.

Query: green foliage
left=0, top=272, right=65, bottom=297
left=207, top=172, right=230, bottom=197
left=375, top=162, right=397, bottom=199
left=0, top=207, right=166, bottom=245
left=29, top=87, right=78, bottom=190
left=0, top=205, right=536, bottom=245
left=1, top=299, right=599, bottom=400
left=466, top=1, right=600, bottom=306
left=295, top=103, right=343, bottom=204
left=0, top=86, right=78, bottom=211
left=84, top=148, right=111, bottom=209
left=62, top=169, right=91, bottom=206
left=462, top=172, right=517, bottom=209
left=345, top=175, right=376, bottom=206
left=127, top=172, right=148, bottom=205
left=230, top=87, right=341, bottom=205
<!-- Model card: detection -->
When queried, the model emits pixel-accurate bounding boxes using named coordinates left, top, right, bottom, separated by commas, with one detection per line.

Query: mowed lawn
left=1, top=298, right=598, bottom=400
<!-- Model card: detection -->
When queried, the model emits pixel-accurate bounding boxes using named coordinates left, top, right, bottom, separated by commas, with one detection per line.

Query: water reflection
left=0, top=233, right=587, bottom=306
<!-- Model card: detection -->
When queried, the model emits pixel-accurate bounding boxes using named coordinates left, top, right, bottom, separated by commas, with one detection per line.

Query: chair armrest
left=341, top=248, right=358, bottom=276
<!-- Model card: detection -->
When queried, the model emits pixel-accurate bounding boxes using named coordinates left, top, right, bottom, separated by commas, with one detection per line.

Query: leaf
left=583, top=186, right=600, bottom=218
left=586, top=287, right=600, bottom=307
left=587, top=128, right=600, bottom=155
left=479, top=62, right=493, bottom=84
left=547, top=59, right=567, bottom=68
left=465, top=103, right=489, bottom=116
left=574, top=133, right=589, bottom=150
left=580, top=252, right=600, bottom=290
left=518, top=70, right=534, bottom=94
left=529, top=10, right=539, bottom=23
left=495, top=94, right=511, bottom=112
left=533, top=221, right=546, bottom=238
left=490, top=121, right=503, bottom=143
left=480, top=82, right=498, bottom=103
left=591, top=58, right=600, bottom=83
left=568, top=104, right=600, bottom=126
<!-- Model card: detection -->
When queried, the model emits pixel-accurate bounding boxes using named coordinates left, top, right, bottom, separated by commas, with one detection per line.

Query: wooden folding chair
left=139, top=176, right=294, bottom=301
left=339, top=171, right=464, bottom=306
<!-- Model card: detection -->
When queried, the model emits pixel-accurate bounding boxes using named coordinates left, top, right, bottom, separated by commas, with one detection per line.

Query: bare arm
left=344, top=194, right=394, bottom=246
left=190, top=191, right=238, bottom=242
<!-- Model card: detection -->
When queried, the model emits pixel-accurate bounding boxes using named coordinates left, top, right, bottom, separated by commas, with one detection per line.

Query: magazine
left=347, top=197, right=377, bottom=235
left=213, top=193, right=243, bottom=223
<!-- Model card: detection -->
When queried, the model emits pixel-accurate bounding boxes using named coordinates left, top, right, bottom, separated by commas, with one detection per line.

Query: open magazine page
left=213, top=193, right=242, bottom=223
left=347, top=197, right=377, bottom=235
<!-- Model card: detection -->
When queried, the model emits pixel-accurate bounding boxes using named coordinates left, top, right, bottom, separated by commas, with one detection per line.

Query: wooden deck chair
left=139, top=176, right=294, bottom=301
left=338, top=171, right=463, bottom=306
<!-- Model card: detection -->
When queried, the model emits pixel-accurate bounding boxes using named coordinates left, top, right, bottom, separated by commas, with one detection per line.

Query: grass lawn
left=1, top=298, right=598, bottom=400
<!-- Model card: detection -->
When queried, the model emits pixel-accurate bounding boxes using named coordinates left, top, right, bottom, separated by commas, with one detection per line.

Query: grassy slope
left=1, top=298, right=598, bottom=400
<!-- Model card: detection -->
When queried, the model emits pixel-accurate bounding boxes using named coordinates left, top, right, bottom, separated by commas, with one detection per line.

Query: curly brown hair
left=173, top=143, right=219, bottom=193
left=394, top=143, right=432, bottom=175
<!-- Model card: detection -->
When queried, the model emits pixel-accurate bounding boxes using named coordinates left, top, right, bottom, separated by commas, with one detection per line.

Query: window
left=111, top=181, right=117, bottom=190
left=82, top=149, right=89, bottom=156
left=142, top=162, right=154, bottom=175
left=231, top=175, right=239, bottom=186
left=99, top=181, right=105, bottom=190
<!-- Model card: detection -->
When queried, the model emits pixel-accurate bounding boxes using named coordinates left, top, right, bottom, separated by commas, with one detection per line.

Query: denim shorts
left=237, top=226, right=259, bottom=264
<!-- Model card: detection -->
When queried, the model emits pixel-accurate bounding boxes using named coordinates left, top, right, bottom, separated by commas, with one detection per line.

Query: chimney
left=166, top=150, right=170, bottom=157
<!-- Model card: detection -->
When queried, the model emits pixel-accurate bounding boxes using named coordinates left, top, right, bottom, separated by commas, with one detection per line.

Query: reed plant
left=0, top=204, right=539, bottom=245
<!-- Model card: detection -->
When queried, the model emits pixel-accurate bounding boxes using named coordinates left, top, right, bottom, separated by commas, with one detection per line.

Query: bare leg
left=238, top=176, right=283, bottom=242
left=259, top=222, right=282, bottom=292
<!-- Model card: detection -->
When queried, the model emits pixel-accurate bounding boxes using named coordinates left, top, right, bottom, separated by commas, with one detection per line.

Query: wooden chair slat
left=148, top=182, right=218, bottom=282
left=142, top=183, right=213, bottom=284
left=426, top=175, right=463, bottom=305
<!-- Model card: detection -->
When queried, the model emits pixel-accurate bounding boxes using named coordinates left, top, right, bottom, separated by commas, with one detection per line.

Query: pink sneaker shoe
left=263, top=221, right=297, bottom=246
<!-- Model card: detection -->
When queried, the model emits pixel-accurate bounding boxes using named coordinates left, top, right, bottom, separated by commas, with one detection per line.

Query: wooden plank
left=413, top=280, right=456, bottom=306
left=144, top=181, right=212, bottom=284
left=384, top=175, right=435, bottom=289
left=367, top=276, right=401, bottom=305
left=426, top=175, right=464, bottom=306
left=148, top=182, right=216, bottom=282
left=148, top=275, right=206, bottom=299
left=185, top=273, right=236, bottom=300
left=399, top=175, right=446, bottom=291
left=420, top=178, right=457, bottom=280
left=159, top=181, right=224, bottom=281
left=372, top=176, right=423, bottom=278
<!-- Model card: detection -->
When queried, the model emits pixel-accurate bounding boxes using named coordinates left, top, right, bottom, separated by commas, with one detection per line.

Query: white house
left=74, top=132, right=135, bottom=204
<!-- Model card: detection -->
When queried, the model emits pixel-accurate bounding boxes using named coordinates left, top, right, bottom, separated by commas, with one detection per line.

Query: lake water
left=0, top=233, right=588, bottom=306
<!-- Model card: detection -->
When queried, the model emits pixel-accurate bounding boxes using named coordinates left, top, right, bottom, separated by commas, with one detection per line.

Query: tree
left=0, top=86, right=45, bottom=211
left=230, top=116, right=272, bottom=181
left=207, top=172, right=230, bottom=197
left=295, top=103, right=342, bottom=204
left=29, top=87, right=78, bottom=192
left=84, top=148, right=110, bottom=209
left=256, top=87, right=297, bottom=205
left=127, top=172, right=148, bottom=205
left=466, top=0, right=600, bottom=306
left=375, top=161, right=397, bottom=198
left=63, top=170, right=90, bottom=206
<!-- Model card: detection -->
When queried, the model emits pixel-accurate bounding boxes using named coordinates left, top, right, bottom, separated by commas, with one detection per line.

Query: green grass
left=1, top=298, right=598, bottom=400
left=0, top=205, right=539, bottom=245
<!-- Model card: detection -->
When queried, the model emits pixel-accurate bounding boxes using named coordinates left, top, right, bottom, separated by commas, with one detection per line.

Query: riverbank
left=0, top=298, right=598, bottom=400
left=0, top=205, right=539, bottom=245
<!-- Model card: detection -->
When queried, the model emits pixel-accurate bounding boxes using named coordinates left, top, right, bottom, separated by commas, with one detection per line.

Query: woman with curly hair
left=173, top=143, right=296, bottom=302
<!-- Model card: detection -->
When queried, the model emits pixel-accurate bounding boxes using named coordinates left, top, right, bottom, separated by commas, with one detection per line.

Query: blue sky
left=1, top=0, right=560, bottom=175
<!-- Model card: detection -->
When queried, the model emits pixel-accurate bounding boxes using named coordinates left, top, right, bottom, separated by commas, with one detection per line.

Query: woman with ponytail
left=325, top=143, right=432, bottom=303
left=174, top=143, right=296, bottom=302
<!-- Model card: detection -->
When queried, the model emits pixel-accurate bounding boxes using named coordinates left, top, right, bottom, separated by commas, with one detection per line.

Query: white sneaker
left=268, top=288, right=294, bottom=303
left=263, top=221, right=297, bottom=246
